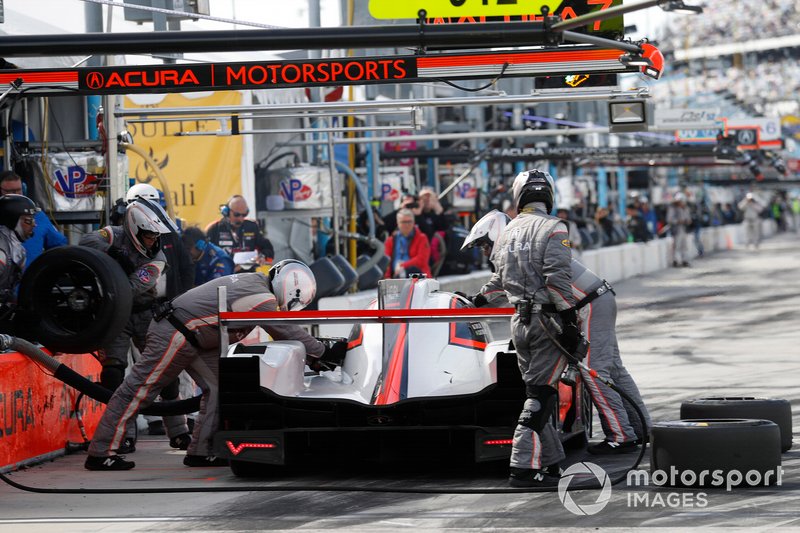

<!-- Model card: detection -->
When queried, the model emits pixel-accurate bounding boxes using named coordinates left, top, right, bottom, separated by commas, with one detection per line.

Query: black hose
left=1, top=335, right=201, bottom=416
left=257, top=151, right=299, bottom=171
left=53, top=362, right=199, bottom=416
left=536, top=316, right=649, bottom=484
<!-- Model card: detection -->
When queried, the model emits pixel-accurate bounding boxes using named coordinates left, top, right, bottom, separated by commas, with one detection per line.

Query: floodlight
left=608, top=99, right=648, bottom=133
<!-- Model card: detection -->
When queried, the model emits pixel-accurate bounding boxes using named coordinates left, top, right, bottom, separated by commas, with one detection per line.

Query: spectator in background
left=384, top=193, right=418, bottom=236
left=416, top=187, right=448, bottom=242
left=181, top=225, right=234, bottom=286
left=0, top=172, right=68, bottom=268
left=206, top=195, right=274, bottom=270
left=383, top=208, right=431, bottom=279
left=738, top=193, right=764, bottom=249
left=625, top=203, right=651, bottom=243
left=667, top=193, right=693, bottom=267
left=636, top=196, right=658, bottom=240
left=720, top=203, right=737, bottom=225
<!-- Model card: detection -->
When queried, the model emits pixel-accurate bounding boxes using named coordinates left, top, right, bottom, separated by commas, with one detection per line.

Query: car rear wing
left=216, top=286, right=513, bottom=358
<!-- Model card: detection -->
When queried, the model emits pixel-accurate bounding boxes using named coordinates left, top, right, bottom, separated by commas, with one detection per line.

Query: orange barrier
left=0, top=352, right=104, bottom=471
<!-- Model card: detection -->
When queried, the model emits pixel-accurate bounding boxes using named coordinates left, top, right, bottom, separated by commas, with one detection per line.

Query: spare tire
left=18, top=246, right=132, bottom=353
left=681, top=397, right=793, bottom=452
left=650, top=419, right=781, bottom=488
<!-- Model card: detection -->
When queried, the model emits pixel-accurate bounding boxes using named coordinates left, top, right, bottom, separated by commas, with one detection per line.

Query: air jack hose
left=537, top=316, right=650, bottom=482
left=0, top=335, right=200, bottom=416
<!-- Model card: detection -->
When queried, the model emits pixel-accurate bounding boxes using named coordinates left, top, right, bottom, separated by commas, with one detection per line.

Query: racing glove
left=557, top=308, right=580, bottom=355
left=108, top=246, right=137, bottom=275
left=454, top=291, right=488, bottom=308
left=321, top=340, right=348, bottom=366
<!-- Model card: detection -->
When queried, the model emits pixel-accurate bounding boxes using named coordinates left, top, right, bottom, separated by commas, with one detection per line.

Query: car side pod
left=650, top=419, right=781, bottom=488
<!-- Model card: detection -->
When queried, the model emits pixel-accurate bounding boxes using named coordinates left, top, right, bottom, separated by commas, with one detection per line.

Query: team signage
left=370, top=0, right=561, bottom=18
left=0, top=46, right=630, bottom=96
left=491, top=146, right=620, bottom=160
left=370, top=0, right=624, bottom=36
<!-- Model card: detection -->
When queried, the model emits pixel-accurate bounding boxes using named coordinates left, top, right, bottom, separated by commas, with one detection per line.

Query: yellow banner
left=124, top=91, right=243, bottom=229
left=369, top=0, right=560, bottom=19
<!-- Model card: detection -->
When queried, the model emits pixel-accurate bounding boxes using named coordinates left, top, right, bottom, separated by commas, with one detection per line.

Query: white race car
left=213, top=277, right=590, bottom=476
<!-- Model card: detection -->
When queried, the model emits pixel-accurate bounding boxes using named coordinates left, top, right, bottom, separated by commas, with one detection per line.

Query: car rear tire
left=680, top=397, right=793, bottom=452
left=17, top=246, right=132, bottom=353
left=650, top=419, right=781, bottom=487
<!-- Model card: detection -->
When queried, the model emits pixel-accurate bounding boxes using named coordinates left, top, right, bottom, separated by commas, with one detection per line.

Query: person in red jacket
left=384, top=208, right=432, bottom=278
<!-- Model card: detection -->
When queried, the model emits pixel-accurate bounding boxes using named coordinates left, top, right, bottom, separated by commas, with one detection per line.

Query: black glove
left=108, top=246, right=136, bottom=275
left=321, top=340, right=348, bottom=366
left=308, top=340, right=347, bottom=373
left=471, top=293, right=488, bottom=308
left=454, top=291, right=488, bottom=308
left=557, top=308, right=580, bottom=354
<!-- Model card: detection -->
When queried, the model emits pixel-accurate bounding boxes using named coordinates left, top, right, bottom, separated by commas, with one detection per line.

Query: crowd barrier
left=1, top=220, right=776, bottom=472
left=319, top=220, right=777, bottom=337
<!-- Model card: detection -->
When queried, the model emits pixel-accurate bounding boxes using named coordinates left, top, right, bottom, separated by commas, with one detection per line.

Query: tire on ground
left=681, top=397, right=793, bottom=452
left=18, top=246, right=132, bottom=353
left=650, top=419, right=781, bottom=487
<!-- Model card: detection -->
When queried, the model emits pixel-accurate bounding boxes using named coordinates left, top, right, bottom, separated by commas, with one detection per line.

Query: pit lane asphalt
left=1, top=232, right=798, bottom=532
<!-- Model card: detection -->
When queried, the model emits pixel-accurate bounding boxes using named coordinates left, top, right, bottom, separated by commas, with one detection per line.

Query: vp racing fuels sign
left=0, top=46, right=632, bottom=96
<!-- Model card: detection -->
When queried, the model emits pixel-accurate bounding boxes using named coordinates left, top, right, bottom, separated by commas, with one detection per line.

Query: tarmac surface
left=1, top=232, right=799, bottom=532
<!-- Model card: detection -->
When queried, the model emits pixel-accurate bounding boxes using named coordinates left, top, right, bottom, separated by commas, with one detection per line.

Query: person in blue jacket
left=0, top=172, right=67, bottom=268
left=180, top=225, right=234, bottom=286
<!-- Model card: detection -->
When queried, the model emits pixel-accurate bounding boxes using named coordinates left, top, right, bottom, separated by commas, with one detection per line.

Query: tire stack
left=649, top=397, right=791, bottom=487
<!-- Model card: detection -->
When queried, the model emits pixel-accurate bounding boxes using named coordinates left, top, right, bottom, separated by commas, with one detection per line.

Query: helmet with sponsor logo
left=125, top=183, right=160, bottom=204
left=0, top=194, right=39, bottom=241
left=512, top=169, right=555, bottom=212
left=124, top=197, right=176, bottom=257
left=461, top=209, right=510, bottom=256
left=268, top=259, right=316, bottom=311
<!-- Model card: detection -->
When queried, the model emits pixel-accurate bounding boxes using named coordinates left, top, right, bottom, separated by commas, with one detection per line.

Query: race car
left=213, top=276, right=591, bottom=476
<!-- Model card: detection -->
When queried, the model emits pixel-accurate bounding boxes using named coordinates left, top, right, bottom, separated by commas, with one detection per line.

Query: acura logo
left=86, top=72, right=104, bottom=90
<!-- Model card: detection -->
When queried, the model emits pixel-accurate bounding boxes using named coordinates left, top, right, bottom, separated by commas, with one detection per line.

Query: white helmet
left=124, top=197, right=175, bottom=257
left=511, top=169, right=555, bottom=212
left=461, top=209, right=510, bottom=254
left=126, top=183, right=160, bottom=203
left=673, top=192, right=686, bottom=203
left=269, top=259, right=317, bottom=311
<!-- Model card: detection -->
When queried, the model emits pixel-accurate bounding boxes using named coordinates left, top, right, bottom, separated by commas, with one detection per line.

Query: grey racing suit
left=478, top=259, right=651, bottom=444
left=0, top=226, right=25, bottom=304
left=88, top=272, right=326, bottom=458
left=481, top=202, right=575, bottom=471
left=80, top=226, right=188, bottom=439
left=667, top=203, right=692, bottom=264
left=571, top=259, right=651, bottom=443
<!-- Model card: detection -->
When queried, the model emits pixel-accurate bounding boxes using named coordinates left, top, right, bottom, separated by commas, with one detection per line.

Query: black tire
left=650, top=419, right=781, bottom=487
left=18, top=246, right=132, bottom=353
left=681, top=397, right=793, bottom=452
left=230, top=459, right=284, bottom=478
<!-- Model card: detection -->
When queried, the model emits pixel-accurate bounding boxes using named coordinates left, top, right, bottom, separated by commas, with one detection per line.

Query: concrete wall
left=318, top=220, right=777, bottom=336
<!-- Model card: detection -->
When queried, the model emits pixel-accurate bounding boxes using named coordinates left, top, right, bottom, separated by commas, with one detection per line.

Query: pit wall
left=319, top=220, right=777, bottom=337
left=0, top=353, right=103, bottom=472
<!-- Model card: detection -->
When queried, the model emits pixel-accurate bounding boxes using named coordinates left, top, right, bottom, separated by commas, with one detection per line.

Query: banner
left=124, top=91, right=244, bottom=228
left=0, top=353, right=103, bottom=471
